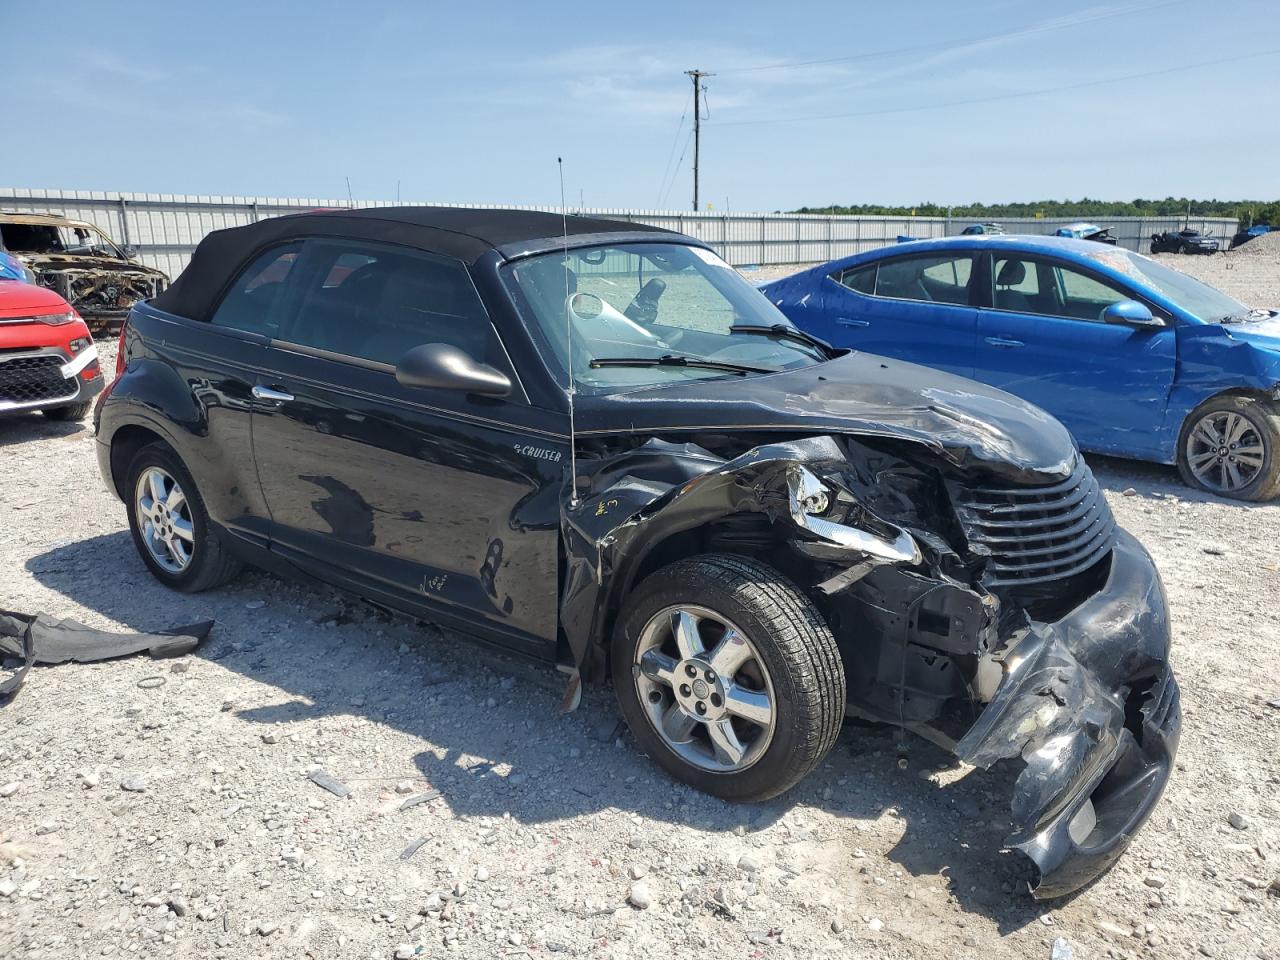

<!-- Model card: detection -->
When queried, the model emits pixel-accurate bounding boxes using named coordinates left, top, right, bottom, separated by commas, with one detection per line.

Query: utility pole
left=685, top=69, right=713, bottom=212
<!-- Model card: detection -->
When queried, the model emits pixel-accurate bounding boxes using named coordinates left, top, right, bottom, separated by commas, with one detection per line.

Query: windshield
left=0, top=221, right=125, bottom=259
left=1086, top=249, right=1250, bottom=323
left=504, top=242, right=825, bottom=392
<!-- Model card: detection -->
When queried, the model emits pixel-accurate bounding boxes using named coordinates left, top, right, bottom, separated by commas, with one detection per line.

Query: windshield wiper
left=589, top=354, right=779, bottom=375
left=729, top=323, right=831, bottom=353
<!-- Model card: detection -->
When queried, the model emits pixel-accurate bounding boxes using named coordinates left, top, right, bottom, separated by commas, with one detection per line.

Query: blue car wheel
left=1176, top=395, right=1280, bottom=501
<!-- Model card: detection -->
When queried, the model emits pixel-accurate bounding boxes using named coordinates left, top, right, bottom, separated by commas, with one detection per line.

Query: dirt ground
left=1, top=251, right=1278, bottom=960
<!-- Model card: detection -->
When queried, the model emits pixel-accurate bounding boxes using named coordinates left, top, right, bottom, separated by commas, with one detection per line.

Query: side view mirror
left=395, top=343, right=511, bottom=397
left=1102, top=300, right=1165, bottom=329
left=120, top=245, right=138, bottom=259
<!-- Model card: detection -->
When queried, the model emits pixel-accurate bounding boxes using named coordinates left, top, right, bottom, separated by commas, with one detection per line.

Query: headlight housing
left=39, top=311, right=77, bottom=326
left=786, top=465, right=921, bottom=564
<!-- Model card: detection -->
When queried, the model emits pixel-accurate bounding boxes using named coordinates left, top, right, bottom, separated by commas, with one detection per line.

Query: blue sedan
left=762, top=235, right=1280, bottom=500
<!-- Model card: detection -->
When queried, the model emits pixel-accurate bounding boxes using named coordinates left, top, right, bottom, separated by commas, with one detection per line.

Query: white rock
left=475, top=866, right=490, bottom=882
left=868, top=918, right=884, bottom=932
left=395, top=781, right=414, bottom=794
left=737, top=854, right=761, bottom=873
left=0, top=782, right=19, bottom=798
left=1228, top=811, right=1250, bottom=830
left=394, top=946, right=416, bottom=960
left=628, top=883, right=653, bottom=909
left=628, top=864, right=648, bottom=880
left=0, top=879, right=17, bottom=898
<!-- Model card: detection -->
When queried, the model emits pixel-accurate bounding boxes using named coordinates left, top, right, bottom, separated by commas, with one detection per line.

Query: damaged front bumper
left=956, top=529, right=1181, bottom=898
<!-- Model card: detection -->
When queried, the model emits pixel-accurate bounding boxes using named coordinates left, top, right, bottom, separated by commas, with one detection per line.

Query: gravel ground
left=2, top=256, right=1279, bottom=960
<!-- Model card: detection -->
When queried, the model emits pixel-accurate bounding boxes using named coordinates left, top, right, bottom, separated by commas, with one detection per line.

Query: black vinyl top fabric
left=152, top=206, right=684, bottom=322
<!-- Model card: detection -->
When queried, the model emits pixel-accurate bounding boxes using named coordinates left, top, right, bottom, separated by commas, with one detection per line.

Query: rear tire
left=124, top=442, right=243, bottom=591
left=1176, top=395, right=1280, bottom=501
left=43, top=401, right=91, bottom=421
left=612, top=553, right=845, bottom=802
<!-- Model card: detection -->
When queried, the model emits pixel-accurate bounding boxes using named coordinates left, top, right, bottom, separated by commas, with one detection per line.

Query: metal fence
left=0, top=188, right=1239, bottom=278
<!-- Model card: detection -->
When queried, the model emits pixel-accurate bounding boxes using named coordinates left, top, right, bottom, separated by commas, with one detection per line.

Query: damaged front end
left=562, top=432, right=1179, bottom=898
left=26, top=256, right=168, bottom=329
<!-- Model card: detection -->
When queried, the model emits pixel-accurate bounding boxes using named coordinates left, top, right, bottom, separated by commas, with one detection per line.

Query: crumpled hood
left=572, top=352, right=1078, bottom=483
left=1215, top=313, right=1280, bottom=351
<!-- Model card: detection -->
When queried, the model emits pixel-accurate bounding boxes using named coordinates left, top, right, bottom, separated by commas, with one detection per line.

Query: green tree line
left=794, top=198, right=1280, bottom=226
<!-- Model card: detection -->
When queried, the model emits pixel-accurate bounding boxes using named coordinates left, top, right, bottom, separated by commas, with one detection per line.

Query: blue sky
left=3, top=0, right=1275, bottom=210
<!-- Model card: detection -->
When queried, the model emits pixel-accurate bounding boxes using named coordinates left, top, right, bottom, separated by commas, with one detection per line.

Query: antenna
left=558, top=157, right=579, bottom=508
left=345, top=176, right=354, bottom=208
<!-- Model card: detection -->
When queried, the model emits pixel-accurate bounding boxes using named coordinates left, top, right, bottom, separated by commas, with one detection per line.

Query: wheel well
left=1179, top=388, right=1278, bottom=440
left=597, top=513, right=781, bottom=674
left=107, top=425, right=166, bottom=499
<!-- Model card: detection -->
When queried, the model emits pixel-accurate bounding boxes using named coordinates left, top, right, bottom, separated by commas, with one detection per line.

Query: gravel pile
left=1, top=303, right=1278, bottom=958
left=1229, top=230, right=1280, bottom=260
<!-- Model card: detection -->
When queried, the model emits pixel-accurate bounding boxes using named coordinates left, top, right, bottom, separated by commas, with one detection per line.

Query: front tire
left=124, top=442, right=243, bottom=591
left=1176, top=395, right=1280, bottom=501
left=612, top=553, right=845, bottom=802
left=43, top=401, right=91, bottom=421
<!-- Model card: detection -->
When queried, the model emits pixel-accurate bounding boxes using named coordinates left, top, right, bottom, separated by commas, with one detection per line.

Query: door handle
left=252, top=384, right=294, bottom=403
left=984, top=337, right=1025, bottom=348
left=837, top=317, right=870, bottom=327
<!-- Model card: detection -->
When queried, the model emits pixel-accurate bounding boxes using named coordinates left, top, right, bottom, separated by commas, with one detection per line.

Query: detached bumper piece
left=0, top=346, right=102, bottom=413
left=0, top=610, right=214, bottom=702
left=955, top=530, right=1181, bottom=898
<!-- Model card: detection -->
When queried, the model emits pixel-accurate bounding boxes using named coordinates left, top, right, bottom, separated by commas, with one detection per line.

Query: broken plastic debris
left=307, top=769, right=352, bottom=799
left=0, top=610, right=213, bottom=701
left=398, top=789, right=443, bottom=811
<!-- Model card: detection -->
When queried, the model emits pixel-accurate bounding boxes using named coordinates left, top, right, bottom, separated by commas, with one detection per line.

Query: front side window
left=503, top=242, right=824, bottom=392
left=992, top=255, right=1129, bottom=322
left=874, top=255, right=973, bottom=306
left=279, top=239, right=493, bottom=367
left=210, top=243, right=302, bottom=336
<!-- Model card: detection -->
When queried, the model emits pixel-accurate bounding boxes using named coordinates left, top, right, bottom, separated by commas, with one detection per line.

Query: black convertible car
left=1150, top=228, right=1220, bottom=254
left=95, top=207, right=1180, bottom=897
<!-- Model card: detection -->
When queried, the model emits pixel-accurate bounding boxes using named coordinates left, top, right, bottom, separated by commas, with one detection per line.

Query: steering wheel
left=624, top=278, right=667, bottom=325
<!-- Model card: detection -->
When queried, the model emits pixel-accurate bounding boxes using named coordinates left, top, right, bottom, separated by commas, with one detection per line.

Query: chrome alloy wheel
left=134, top=466, right=195, bottom=573
left=632, top=604, right=776, bottom=773
left=1185, top=410, right=1266, bottom=492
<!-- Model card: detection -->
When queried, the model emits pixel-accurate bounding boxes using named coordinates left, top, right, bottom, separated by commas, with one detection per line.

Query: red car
left=0, top=279, right=103, bottom=420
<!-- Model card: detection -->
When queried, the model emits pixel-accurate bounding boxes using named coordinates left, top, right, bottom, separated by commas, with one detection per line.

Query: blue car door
left=809, top=252, right=978, bottom=378
left=972, top=252, right=1177, bottom=458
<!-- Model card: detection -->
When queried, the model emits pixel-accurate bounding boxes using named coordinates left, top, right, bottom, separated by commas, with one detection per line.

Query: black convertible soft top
left=152, top=206, right=685, bottom=322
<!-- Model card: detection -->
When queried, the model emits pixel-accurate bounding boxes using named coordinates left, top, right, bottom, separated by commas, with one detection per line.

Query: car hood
left=17, top=252, right=168, bottom=279
left=572, top=352, right=1078, bottom=484
left=1217, top=312, right=1280, bottom=349
left=0, top=279, right=71, bottom=317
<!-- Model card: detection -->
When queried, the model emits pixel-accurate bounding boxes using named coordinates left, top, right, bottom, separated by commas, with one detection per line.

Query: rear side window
left=874, top=255, right=972, bottom=306
left=210, top=243, right=301, bottom=336
left=834, top=264, right=875, bottom=294
left=279, top=239, right=493, bottom=367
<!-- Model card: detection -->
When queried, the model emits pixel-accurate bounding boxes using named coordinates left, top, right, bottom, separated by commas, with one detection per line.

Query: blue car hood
left=1214, top=313, right=1280, bottom=350
left=572, top=352, right=1079, bottom=484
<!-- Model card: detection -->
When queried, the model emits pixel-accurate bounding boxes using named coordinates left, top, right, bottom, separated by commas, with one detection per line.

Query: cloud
left=81, top=50, right=169, bottom=84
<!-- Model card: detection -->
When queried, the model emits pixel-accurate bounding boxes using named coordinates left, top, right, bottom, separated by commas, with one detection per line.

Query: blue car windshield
left=1089, top=249, right=1250, bottom=323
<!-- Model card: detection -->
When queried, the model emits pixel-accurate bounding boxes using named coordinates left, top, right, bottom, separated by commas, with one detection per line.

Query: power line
left=710, top=48, right=1280, bottom=128
left=659, top=127, right=695, bottom=209
left=655, top=89, right=692, bottom=208
left=716, top=0, right=1186, bottom=74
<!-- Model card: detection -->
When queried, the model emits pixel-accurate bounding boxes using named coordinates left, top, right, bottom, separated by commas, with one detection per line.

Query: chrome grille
left=955, top=458, right=1116, bottom=588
